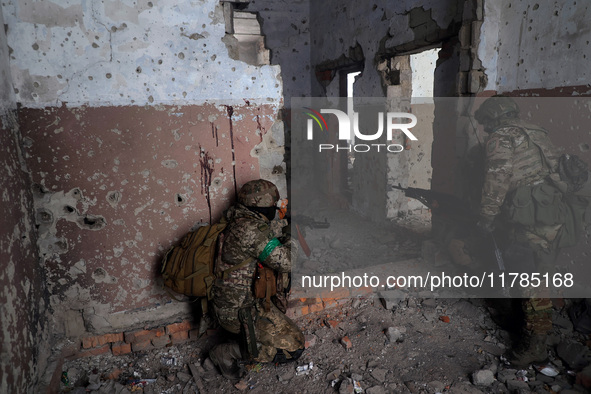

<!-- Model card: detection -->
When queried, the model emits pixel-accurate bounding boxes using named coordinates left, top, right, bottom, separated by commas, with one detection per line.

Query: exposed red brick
left=286, top=305, right=309, bottom=319
left=107, top=333, right=124, bottom=343
left=111, top=341, right=132, bottom=356
left=323, top=298, right=338, bottom=309
left=131, top=340, right=155, bottom=352
left=152, top=335, right=172, bottom=348
left=66, top=344, right=111, bottom=361
left=82, top=333, right=124, bottom=349
left=124, top=327, right=166, bottom=344
left=166, top=320, right=193, bottom=335
left=340, top=336, right=352, bottom=350
left=170, top=330, right=189, bottom=344
left=439, top=316, right=451, bottom=323
left=325, top=320, right=339, bottom=329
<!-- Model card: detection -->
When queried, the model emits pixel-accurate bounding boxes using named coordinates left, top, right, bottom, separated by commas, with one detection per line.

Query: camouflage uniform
left=211, top=180, right=304, bottom=364
left=481, top=118, right=560, bottom=328
left=480, top=118, right=562, bottom=263
left=475, top=98, right=560, bottom=365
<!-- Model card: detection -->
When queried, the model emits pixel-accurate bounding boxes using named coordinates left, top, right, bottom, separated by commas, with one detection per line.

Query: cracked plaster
left=2, top=0, right=282, bottom=107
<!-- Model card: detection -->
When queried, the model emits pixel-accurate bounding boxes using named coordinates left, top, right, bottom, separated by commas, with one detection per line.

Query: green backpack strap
left=220, top=257, right=255, bottom=280
left=202, top=256, right=255, bottom=313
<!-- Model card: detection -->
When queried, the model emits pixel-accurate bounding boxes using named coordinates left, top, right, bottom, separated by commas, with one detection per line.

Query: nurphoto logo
left=304, top=107, right=418, bottom=153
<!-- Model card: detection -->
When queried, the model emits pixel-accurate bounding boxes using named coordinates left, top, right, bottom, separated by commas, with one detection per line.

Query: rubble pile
left=59, top=296, right=591, bottom=393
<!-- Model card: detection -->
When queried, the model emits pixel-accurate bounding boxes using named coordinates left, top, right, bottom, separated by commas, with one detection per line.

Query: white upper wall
left=481, top=0, right=591, bottom=92
left=410, top=48, right=438, bottom=103
left=2, top=0, right=283, bottom=108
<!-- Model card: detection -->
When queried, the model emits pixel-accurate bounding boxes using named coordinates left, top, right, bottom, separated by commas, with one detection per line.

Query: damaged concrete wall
left=1, top=0, right=286, bottom=368
left=2, top=0, right=283, bottom=107
left=311, top=0, right=462, bottom=97
left=247, top=0, right=311, bottom=101
left=309, top=0, right=462, bottom=220
left=0, top=6, right=50, bottom=393
left=481, top=0, right=591, bottom=93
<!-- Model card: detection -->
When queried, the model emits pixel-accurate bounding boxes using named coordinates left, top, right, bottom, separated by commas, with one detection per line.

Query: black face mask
left=248, top=206, right=276, bottom=221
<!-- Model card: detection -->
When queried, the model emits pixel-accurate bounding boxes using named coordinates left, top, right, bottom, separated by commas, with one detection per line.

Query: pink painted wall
left=18, top=103, right=277, bottom=323
left=0, top=111, right=46, bottom=393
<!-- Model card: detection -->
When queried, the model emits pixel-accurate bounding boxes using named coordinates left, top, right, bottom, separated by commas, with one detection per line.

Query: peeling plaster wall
left=2, top=0, right=287, bottom=357
left=309, top=0, right=462, bottom=220
left=481, top=0, right=591, bottom=93
left=18, top=103, right=280, bottom=334
left=0, top=6, right=49, bottom=393
left=0, top=6, right=15, bottom=109
left=3, top=0, right=282, bottom=107
left=247, top=0, right=311, bottom=101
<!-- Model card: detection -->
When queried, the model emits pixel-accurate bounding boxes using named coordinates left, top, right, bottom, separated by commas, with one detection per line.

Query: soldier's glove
left=282, top=224, right=299, bottom=241
left=282, top=223, right=291, bottom=238
left=476, top=217, right=495, bottom=233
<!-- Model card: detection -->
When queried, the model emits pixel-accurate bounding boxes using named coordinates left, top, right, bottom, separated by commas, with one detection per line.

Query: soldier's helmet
left=238, top=179, right=280, bottom=207
left=474, top=96, right=519, bottom=125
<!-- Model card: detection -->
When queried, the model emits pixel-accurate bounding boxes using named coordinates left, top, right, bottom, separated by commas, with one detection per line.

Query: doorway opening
left=379, top=46, right=439, bottom=230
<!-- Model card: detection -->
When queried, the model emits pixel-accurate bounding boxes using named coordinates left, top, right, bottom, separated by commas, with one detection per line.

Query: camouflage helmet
left=238, top=179, right=280, bottom=207
left=474, top=96, right=519, bottom=125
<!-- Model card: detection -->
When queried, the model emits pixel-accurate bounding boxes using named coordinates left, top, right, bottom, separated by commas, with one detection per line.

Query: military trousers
left=213, top=299, right=305, bottom=363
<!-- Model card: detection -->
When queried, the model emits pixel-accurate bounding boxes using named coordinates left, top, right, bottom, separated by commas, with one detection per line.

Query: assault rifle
left=391, top=184, right=505, bottom=272
left=390, top=184, right=473, bottom=220
left=277, top=199, right=330, bottom=258
left=290, top=215, right=330, bottom=229
left=287, top=214, right=330, bottom=258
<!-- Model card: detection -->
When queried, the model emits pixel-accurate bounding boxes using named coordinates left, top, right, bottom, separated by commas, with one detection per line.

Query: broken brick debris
left=341, top=336, right=352, bottom=350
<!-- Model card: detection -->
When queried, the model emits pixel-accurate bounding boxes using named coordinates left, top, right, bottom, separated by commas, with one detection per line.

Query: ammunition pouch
left=504, top=182, right=567, bottom=227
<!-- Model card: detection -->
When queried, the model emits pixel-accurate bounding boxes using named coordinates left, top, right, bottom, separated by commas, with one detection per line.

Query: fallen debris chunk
left=385, top=326, right=405, bottom=343
left=296, top=362, right=314, bottom=376
left=370, top=368, right=387, bottom=383
left=534, top=362, right=559, bottom=377
left=341, top=336, right=353, bottom=350
left=472, top=369, right=495, bottom=386
left=234, top=379, right=248, bottom=391
left=506, top=379, right=529, bottom=391
left=188, top=363, right=207, bottom=393
left=439, top=315, right=450, bottom=323
left=304, top=334, right=317, bottom=348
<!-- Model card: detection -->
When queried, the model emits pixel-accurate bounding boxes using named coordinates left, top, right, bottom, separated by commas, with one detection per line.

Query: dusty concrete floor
left=59, top=294, right=591, bottom=393
left=59, top=206, right=591, bottom=393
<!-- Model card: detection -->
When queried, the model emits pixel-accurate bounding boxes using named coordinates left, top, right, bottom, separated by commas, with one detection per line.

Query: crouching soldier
left=209, top=179, right=305, bottom=380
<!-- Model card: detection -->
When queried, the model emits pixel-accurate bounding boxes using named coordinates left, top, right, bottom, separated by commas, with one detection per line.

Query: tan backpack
left=161, top=220, right=255, bottom=307
left=160, top=222, right=228, bottom=299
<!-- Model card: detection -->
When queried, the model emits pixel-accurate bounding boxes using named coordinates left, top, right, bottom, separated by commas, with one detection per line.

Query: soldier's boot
left=209, top=343, right=245, bottom=381
left=507, top=334, right=548, bottom=367
left=508, top=298, right=553, bottom=367
left=271, top=348, right=305, bottom=364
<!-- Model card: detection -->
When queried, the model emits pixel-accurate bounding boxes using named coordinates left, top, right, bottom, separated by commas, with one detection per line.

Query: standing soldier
left=209, top=179, right=305, bottom=380
left=474, top=96, right=563, bottom=367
